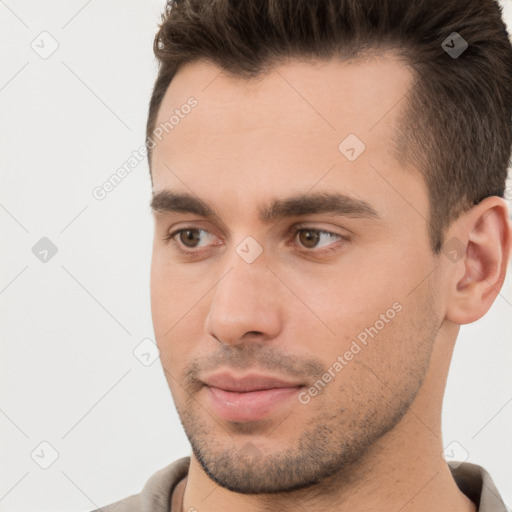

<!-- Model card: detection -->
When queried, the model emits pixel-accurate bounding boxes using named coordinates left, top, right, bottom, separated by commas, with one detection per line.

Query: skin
left=149, top=54, right=511, bottom=512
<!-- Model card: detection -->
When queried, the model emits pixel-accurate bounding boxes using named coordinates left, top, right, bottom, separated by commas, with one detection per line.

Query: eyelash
left=162, top=224, right=348, bottom=256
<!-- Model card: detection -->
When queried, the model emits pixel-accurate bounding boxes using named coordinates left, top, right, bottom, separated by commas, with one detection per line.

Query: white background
left=1, top=1, right=511, bottom=511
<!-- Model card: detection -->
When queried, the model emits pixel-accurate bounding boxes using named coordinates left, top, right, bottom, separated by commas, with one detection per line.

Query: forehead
left=153, top=53, right=413, bottom=139
left=150, top=54, right=422, bottom=219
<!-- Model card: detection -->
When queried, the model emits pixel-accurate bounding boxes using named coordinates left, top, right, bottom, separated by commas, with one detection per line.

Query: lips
left=201, top=371, right=305, bottom=422
left=202, top=371, right=304, bottom=392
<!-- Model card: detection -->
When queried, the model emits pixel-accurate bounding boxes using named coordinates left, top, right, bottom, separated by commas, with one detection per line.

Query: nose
left=205, top=249, right=283, bottom=347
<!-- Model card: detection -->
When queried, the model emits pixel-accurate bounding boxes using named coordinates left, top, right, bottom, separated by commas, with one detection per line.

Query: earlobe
left=445, top=197, right=511, bottom=325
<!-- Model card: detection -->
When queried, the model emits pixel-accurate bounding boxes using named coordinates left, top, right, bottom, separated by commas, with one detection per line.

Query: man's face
left=150, top=55, right=444, bottom=493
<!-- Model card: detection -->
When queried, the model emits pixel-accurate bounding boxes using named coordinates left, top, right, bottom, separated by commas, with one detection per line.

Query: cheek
left=286, top=265, right=397, bottom=343
left=149, top=265, right=169, bottom=336
left=304, top=299, right=435, bottom=421
left=150, top=253, right=211, bottom=377
left=290, top=258, right=433, bottom=379
left=150, top=252, right=185, bottom=371
left=149, top=248, right=194, bottom=331
left=304, top=247, right=431, bottom=336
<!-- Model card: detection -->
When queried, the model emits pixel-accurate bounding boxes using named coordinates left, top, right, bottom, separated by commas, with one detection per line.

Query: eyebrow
left=150, top=190, right=380, bottom=223
left=150, top=190, right=381, bottom=224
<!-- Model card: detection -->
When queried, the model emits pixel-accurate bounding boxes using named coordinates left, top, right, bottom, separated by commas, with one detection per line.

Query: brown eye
left=179, top=229, right=202, bottom=248
left=292, top=226, right=347, bottom=254
left=298, top=229, right=321, bottom=249
left=164, top=227, right=218, bottom=254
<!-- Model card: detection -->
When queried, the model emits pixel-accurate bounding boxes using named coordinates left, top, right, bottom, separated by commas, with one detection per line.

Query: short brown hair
left=146, top=0, right=512, bottom=253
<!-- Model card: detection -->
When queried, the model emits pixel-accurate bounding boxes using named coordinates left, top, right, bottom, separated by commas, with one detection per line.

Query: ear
left=444, top=196, right=512, bottom=325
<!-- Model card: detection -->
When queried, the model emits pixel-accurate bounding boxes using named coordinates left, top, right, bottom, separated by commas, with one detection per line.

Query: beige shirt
left=91, top=456, right=508, bottom=512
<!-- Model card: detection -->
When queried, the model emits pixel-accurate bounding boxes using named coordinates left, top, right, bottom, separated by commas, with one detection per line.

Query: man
left=93, top=0, right=512, bottom=510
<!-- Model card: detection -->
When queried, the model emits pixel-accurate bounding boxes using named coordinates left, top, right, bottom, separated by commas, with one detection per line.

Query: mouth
left=204, top=385, right=303, bottom=422
left=201, top=371, right=305, bottom=422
